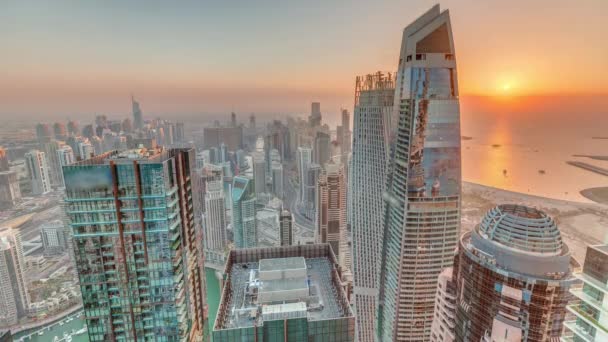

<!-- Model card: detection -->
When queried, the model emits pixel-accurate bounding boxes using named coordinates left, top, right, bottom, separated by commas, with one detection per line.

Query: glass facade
left=565, top=245, right=608, bottom=342
left=63, top=149, right=206, bottom=342
left=378, top=6, right=461, bottom=341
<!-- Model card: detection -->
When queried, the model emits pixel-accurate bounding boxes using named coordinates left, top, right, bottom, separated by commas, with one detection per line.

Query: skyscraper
left=313, top=131, right=330, bottom=166
left=232, top=176, right=257, bottom=248
left=0, top=228, right=30, bottom=326
left=297, top=146, right=312, bottom=204
left=454, top=205, right=578, bottom=341
left=252, top=153, right=266, bottom=196
left=378, top=6, right=462, bottom=341
left=271, top=162, right=283, bottom=199
left=62, top=148, right=207, bottom=341
left=309, top=102, right=322, bottom=127
left=350, top=71, right=395, bottom=342
left=316, top=162, right=348, bottom=270
left=564, top=244, right=608, bottom=341
left=203, top=174, right=227, bottom=257
left=25, top=149, right=52, bottom=195
left=132, top=95, right=143, bottom=130
left=56, top=145, right=75, bottom=187
left=279, top=209, right=293, bottom=246
left=430, top=267, right=456, bottom=342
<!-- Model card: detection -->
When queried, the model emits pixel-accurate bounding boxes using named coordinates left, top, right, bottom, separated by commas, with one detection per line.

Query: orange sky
left=1, top=0, right=607, bottom=118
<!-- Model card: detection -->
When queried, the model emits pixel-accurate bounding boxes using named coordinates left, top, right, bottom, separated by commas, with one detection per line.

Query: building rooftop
left=71, top=147, right=192, bottom=166
left=214, top=245, right=353, bottom=332
left=478, top=204, right=563, bottom=256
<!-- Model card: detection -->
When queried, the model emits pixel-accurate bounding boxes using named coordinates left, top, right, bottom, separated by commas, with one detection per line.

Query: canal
left=14, top=268, right=222, bottom=342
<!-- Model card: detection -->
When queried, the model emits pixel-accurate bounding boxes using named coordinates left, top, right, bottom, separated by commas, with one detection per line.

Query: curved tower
left=378, top=5, right=461, bottom=341
left=454, top=205, right=578, bottom=341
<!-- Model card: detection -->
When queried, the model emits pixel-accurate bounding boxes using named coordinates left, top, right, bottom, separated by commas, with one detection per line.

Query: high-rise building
left=42, top=140, right=65, bottom=188
left=203, top=175, right=227, bottom=254
left=304, top=163, right=321, bottom=221
left=0, top=228, right=30, bottom=326
left=313, top=131, right=330, bottom=166
left=203, top=126, right=243, bottom=151
left=0, top=147, right=9, bottom=172
left=40, top=220, right=69, bottom=256
left=337, top=109, right=352, bottom=157
left=132, top=95, right=143, bottom=130
left=25, top=149, right=51, bottom=195
left=309, top=102, right=322, bottom=127
left=53, top=122, right=67, bottom=140
left=454, top=205, right=578, bottom=341
left=271, top=162, right=283, bottom=199
left=62, top=148, right=207, bottom=341
left=279, top=209, right=293, bottom=246
left=175, top=122, right=185, bottom=143
left=67, top=120, right=79, bottom=137
left=316, top=162, right=348, bottom=270
left=252, top=153, right=266, bottom=196
left=35, top=123, right=52, bottom=143
left=297, top=147, right=312, bottom=205
left=0, top=170, right=21, bottom=209
left=564, top=244, right=608, bottom=341
left=378, top=6, right=462, bottom=341
left=430, top=267, right=456, bottom=342
left=56, top=145, right=75, bottom=188
left=212, top=244, right=354, bottom=341
left=350, top=71, right=395, bottom=342
left=78, top=141, right=95, bottom=161
left=232, top=176, right=257, bottom=248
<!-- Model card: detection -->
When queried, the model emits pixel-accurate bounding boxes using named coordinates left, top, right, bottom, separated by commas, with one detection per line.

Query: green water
left=205, top=267, right=221, bottom=339
left=14, top=311, right=88, bottom=342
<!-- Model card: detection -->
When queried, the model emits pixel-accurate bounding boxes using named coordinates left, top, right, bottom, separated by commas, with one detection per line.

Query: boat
left=73, top=327, right=87, bottom=335
left=59, top=321, right=64, bottom=326
left=38, top=331, right=44, bottom=336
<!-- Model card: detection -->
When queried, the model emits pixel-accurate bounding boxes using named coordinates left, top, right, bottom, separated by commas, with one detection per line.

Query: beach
left=462, top=181, right=608, bottom=262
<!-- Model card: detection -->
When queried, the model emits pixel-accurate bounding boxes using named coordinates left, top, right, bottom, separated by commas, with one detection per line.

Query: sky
left=1, top=0, right=607, bottom=121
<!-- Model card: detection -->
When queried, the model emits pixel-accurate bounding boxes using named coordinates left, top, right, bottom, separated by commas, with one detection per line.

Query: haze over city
left=2, top=0, right=608, bottom=122
left=1, top=2, right=607, bottom=342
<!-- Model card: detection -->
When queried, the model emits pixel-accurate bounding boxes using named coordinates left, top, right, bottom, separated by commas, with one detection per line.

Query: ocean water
left=460, top=108, right=608, bottom=202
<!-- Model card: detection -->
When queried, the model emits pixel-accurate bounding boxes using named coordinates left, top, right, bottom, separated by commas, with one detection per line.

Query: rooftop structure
left=213, top=244, right=354, bottom=341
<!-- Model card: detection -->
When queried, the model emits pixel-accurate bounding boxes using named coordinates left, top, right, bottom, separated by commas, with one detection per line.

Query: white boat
left=73, top=327, right=87, bottom=335
left=38, top=331, right=44, bottom=336
left=59, top=321, right=64, bottom=326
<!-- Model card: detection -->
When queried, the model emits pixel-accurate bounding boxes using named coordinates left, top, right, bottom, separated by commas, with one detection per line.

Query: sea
left=460, top=106, right=608, bottom=202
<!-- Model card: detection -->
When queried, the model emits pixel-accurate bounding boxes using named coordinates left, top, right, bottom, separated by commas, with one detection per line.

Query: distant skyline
left=1, top=0, right=607, bottom=119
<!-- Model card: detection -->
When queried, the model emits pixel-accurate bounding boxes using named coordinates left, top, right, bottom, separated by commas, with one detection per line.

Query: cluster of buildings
left=1, top=5, right=607, bottom=342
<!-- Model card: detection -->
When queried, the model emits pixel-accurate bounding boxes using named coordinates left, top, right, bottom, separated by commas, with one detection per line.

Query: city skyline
left=2, top=0, right=608, bottom=119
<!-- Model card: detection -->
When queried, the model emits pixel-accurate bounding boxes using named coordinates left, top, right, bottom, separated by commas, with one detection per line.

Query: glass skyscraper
left=62, top=148, right=207, bottom=341
left=378, top=5, right=462, bottom=341
left=231, top=176, right=257, bottom=248
left=350, top=71, right=394, bottom=342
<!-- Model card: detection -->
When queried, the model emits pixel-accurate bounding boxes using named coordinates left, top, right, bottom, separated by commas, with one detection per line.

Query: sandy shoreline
left=462, top=181, right=608, bottom=262
left=580, top=186, right=608, bottom=205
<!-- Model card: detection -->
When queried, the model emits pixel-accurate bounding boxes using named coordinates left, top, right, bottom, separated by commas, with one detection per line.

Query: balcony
left=562, top=320, right=593, bottom=342
left=567, top=304, right=608, bottom=335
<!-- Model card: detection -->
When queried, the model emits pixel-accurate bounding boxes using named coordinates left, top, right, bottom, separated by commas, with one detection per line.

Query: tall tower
left=454, top=205, right=578, bottom=341
left=309, top=102, right=322, bottom=127
left=62, top=148, right=207, bottom=341
left=203, top=175, right=227, bottom=253
left=279, top=209, right=293, bottom=246
left=25, top=149, right=52, bottom=195
left=350, top=71, right=395, bottom=342
left=232, top=176, right=257, bottom=248
left=132, top=95, right=143, bottom=130
left=0, top=228, right=30, bottom=326
left=56, top=145, right=75, bottom=187
left=297, top=147, right=312, bottom=204
left=316, top=162, right=348, bottom=270
left=378, top=5, right=462, bottom=341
